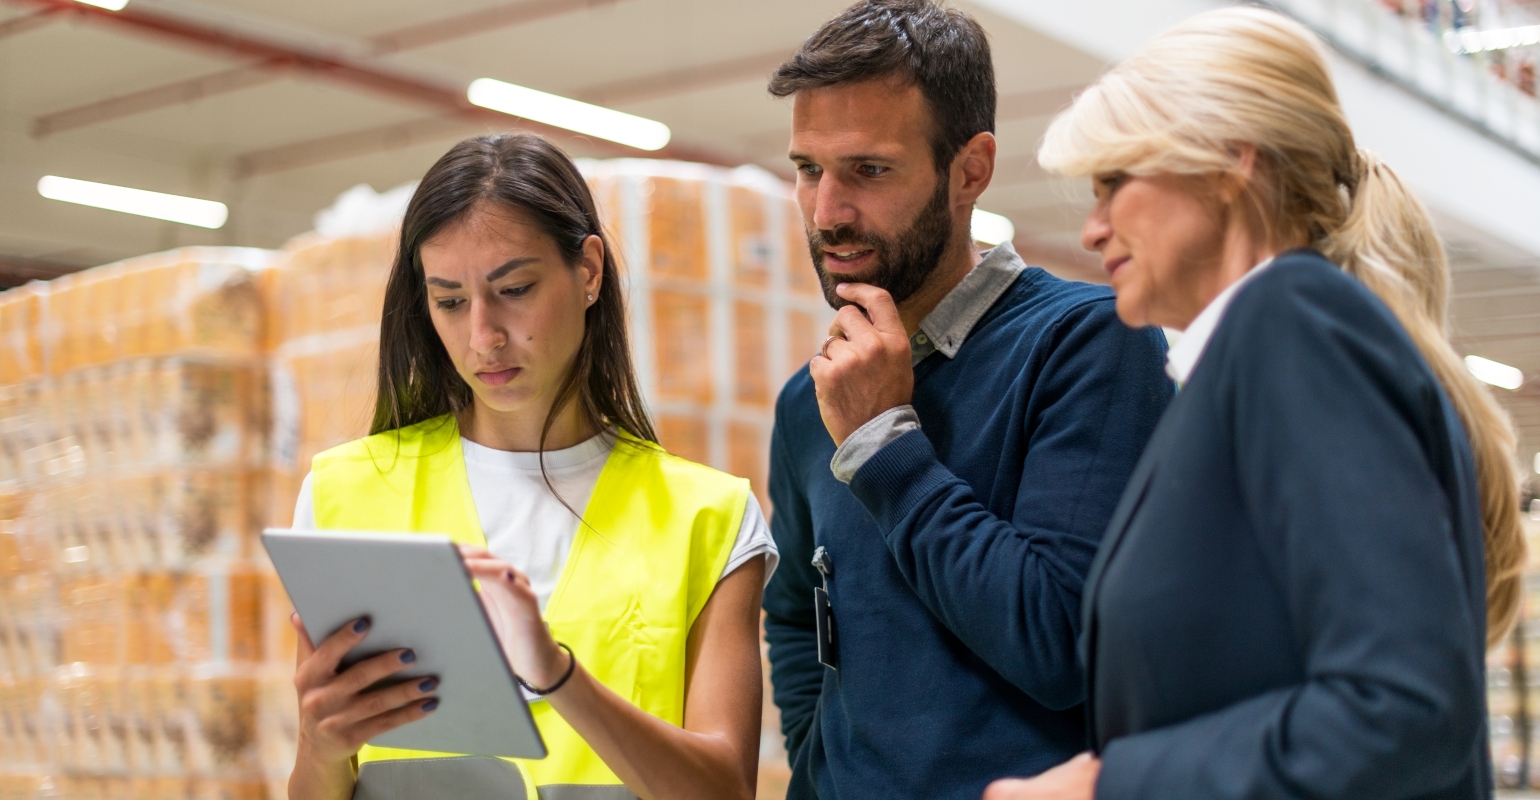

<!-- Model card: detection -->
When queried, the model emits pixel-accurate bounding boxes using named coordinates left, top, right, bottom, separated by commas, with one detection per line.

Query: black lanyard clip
left=812, top=546, right=838, bottom=670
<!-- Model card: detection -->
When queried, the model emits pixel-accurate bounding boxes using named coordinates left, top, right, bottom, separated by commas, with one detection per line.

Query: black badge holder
left=812, top=546, right=838, bottom=670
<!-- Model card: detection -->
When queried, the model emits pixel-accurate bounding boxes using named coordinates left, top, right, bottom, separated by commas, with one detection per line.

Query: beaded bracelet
left=517, top=642, right=577, bottom=696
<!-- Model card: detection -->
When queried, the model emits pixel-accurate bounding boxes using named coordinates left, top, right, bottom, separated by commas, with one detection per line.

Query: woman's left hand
left=458, top=545, right=572, bottom=690
left=983, top=752, right=1101, bottom=800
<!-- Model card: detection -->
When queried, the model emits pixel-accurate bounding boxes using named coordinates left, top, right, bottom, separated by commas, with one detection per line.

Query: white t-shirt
left=291, top=433, right=778, bottom=610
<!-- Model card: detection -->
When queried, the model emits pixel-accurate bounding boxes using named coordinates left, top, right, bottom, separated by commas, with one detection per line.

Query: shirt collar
left=910, top=241, right=1026, bottom=365
left=1164, top=257, right=1275, bottom=385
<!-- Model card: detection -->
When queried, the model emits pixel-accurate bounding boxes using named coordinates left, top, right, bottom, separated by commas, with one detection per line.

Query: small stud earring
left=587, top=294, right=594, bottom=302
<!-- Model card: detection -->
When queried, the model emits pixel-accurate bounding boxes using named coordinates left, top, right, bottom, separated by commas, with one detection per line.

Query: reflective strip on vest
left=316, top=416, right=747, bottom=797
left=354, top=757, right=530, bottom=800
left=537, top=786, right=640, bottom=800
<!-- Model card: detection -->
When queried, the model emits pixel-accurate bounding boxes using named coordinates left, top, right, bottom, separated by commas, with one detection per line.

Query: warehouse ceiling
left=0, top=0, right=1538, bottom=463
left=0, top=0, right=1103, bottom=275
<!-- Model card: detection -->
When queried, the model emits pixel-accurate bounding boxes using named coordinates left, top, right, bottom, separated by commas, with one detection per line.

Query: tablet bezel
left=262, top=527, right=547, bottom=759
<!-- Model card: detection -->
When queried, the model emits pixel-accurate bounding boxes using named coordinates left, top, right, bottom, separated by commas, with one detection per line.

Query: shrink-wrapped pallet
left=0, top=247, right=275, bottom=796
left=51, top=565, right=262, bottom=668
left=263, top=233, right=395, bottom=520
left=258, top=230, right=398, bottom=791
left=34, top=249, right=272, bottom=376
left=578, top=159, right=831, bottom=512
left=0, top=286, right=42, bottom=387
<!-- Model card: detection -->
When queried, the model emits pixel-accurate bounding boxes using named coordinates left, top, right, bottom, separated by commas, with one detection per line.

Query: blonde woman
left=985, top=8, right=1524, bottom=800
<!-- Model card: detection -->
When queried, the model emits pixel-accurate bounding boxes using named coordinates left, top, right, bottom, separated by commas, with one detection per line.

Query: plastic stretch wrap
left=0, top=249, right=275, bottom=796
left=578, top=159, right=829, bottom=518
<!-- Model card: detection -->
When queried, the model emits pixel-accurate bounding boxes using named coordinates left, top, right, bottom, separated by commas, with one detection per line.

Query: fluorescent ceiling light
left=38, top=176, right=228, bottom=229
left=971, top=208, right=1015, bottom=246
left=1464, top=354, right=1524, bottom=391
left=74, top=0, right=128, bottom=10
left=467, top=78, right=671, bottom=151
left=1444, top=25, right=1540, bottom=54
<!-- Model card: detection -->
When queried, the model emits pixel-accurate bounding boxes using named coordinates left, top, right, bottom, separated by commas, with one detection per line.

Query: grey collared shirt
left=829, top=241, right=1026, bottom=483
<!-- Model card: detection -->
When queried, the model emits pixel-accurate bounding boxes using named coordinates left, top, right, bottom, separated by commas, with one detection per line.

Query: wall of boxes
left=0, top=248, right=277, bottom=800
left=0, top=159, right=826, bottom=799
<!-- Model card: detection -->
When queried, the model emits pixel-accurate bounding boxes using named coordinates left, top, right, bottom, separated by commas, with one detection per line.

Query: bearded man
left=761, top=2, right=1174, bottom=799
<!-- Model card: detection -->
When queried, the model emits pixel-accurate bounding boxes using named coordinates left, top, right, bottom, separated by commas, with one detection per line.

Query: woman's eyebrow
left=486, top=257, right=539, bottom=282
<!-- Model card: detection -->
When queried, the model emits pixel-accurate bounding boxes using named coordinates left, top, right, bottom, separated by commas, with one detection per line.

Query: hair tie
left=517, top=642, right=577, bottom=696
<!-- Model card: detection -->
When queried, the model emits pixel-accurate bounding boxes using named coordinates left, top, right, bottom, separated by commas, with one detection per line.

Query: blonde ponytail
left=1324, top=152, right=1526, bottom=644
left=1039, top=6, right=1526, bottom=645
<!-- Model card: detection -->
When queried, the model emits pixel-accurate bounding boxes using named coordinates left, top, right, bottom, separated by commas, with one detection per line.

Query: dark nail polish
left=422, top=699, right=439, bottom=712
left=400, top=649, right=416, bottom=664
left=418, top=678, right=437, bottom=693
left=505, top=569, right=514, bottom=581
left=352, top=617, right=370, bottom=634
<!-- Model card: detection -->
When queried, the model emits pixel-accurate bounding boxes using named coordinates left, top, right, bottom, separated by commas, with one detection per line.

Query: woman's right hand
left=288, top=613, right=439, bottom=799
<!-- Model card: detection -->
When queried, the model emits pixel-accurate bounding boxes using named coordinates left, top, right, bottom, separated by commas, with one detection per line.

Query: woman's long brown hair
left=371, top=133, right=657, bottom=455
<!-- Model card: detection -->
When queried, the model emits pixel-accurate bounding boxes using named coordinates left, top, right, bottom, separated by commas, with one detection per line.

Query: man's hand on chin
left=809, top=282, right=914, bottom=446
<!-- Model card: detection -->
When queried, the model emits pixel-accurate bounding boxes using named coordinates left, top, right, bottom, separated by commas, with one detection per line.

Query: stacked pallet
left=579, top=159, right=828, bottom=512
left=0, top=248, right=274, bottom=800
left=252, top=231, right=397, bottom=793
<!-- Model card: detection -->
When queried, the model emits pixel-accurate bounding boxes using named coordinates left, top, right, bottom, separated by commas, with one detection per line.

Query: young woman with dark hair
left=284, top=133, right=774, bottom=800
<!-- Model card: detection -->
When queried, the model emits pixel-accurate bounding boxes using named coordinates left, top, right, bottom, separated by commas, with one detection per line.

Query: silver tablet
left=262, top=528, right=546, bottom=759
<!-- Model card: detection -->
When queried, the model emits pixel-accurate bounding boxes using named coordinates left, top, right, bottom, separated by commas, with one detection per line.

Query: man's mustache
left=810, top=228, right=886, bottom=252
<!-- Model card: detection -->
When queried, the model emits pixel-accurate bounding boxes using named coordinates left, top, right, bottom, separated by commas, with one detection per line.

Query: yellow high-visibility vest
left=310, top=415, right=749, bottom=800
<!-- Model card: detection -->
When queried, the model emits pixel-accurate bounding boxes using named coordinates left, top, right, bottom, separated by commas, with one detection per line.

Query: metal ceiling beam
left=0, top=5, right=60, bottom=40
left=232, top=116, right=484, bottom=177
left=228, top=49, right=797, bottom=178
left=579, top=48, right=792, bottom=106
left=29, top=0, right=634, bottom=137
left=1454, top=331, right=1540, bottom=344
left=1454, top=308, right=1540, bottom=324
left=35, top=64, right=282, bottom=136
left=1452, top=285, right=1540, bottom=300
left=364, top=0, right=624, bottom=56
left=10, top=0, right=736, bottom=167
left=7, top=0, right=507, bottom=107
left=225, top=59, right=1083, bottom=180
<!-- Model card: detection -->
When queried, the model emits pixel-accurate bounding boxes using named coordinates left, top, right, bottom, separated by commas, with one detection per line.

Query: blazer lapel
left=1080, top=439, right=1161, bottom=751
left=1084, top=379, right=1189, bottom=611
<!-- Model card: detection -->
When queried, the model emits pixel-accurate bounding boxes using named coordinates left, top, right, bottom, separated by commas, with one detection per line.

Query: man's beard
left=807, top=176, right=953, bottom=309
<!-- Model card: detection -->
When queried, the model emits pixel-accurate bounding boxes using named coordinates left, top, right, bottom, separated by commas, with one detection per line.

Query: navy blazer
left=1084, top=251, right=1491, bottom=799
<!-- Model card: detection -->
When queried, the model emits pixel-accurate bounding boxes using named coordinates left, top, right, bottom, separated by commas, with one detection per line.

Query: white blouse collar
left=1164, top=257, right=1275, bottom=385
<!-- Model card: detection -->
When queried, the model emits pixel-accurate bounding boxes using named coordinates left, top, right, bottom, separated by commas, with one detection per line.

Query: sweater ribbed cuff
left=847, top=428, right=953, bottom=534
left=829, top=406, right=921, bottom=484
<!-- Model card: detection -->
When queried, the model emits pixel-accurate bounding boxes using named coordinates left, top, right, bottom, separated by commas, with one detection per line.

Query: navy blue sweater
left=764, top=268, right=1173, bottom=800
